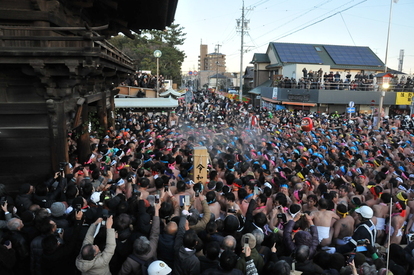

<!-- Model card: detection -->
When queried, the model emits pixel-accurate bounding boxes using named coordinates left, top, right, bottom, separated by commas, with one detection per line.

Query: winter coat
left=75, top=224, right=116, bottom=275
left=172, top=216, right=200, bottom=275
left=235, top=248, right=264, bottom=274
left=283, top=220, right=319, bottom=259
left=157, top=232, right=175, bottom=268
left=41, top=221, right=82, bottom=275
left=201, top=267, right=244, bottom=275
left=118, top=216, right=160, bottom=275
left=0, top=245, right=16, bottom=275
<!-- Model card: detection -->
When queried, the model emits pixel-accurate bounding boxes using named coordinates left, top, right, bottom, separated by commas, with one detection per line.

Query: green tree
left=109, top=24, right=186, bottom=85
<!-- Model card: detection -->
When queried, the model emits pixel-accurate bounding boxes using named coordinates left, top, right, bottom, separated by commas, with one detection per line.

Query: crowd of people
left=278, top=70, right=413, bottom=92
left=1, top=89, right=414, bottom=275
left=121, top=71, right=165, bottom=90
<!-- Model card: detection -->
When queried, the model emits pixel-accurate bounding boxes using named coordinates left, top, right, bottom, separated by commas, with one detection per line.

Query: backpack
left=128, top=254, right=152, bottom=275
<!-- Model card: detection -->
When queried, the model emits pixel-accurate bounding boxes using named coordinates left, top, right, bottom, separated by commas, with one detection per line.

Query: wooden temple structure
left=0, top=0, right=178, bottom=190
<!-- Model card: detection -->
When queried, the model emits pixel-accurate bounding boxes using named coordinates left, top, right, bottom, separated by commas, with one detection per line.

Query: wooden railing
left=0, top=24, right=133, bottom=67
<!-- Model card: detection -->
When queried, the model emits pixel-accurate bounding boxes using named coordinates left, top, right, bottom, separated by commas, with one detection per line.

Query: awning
left=262, top=97, right=280, bottom=104
left=248, top=79, right=273, bottom=95
left=115, top=96, right=178, bottom=109
left=282, top=101, right=316, bottom=107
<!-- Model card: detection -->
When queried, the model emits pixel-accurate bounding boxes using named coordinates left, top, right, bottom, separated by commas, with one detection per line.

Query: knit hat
left=50, top=202, right=66, bottom=217
left=242, top=233, right=256, bottom=249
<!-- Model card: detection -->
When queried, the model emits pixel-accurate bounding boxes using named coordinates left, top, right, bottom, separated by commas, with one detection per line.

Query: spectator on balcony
left=302, top=68, right=307, bottom=79
left=317, top=68, right=323, bottom=81
left=298, top=78, right=305, bottom=89
left=328, top=71, right=334, bottom=82
left=345, top=72, right=352, bottom=82
left=307, top=70, right=314, bottom=80
left=323, top=72, right=328, bottom=82
left=334, top=72, right=341, bottom=82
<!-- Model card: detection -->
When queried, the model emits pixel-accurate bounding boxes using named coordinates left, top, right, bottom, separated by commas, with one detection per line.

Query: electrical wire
left=340, top=12, right=356, bottom=46
left=224, top=0, right=367, bottom=57
left=274, top=0, right=367, bottom=41
left=251, top=0, right=334, bottom=42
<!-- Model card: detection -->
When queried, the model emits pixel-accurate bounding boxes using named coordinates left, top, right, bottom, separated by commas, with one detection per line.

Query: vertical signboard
left=193, top=147, right=208, bottom=184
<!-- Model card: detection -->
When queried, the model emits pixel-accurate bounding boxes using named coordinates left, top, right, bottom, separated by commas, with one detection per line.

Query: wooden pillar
left=46, top=98, right=69, bottom=172
left=108, top=90, right=116, bottom=128
left=193, top=147, right=209, bottom=184
left=97, top=92, right=108, bottom=132
left=78, top=103, right=91, bottom=164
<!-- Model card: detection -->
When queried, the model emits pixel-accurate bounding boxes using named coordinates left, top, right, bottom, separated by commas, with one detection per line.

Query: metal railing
left=276, top=80, right=414, bottom=92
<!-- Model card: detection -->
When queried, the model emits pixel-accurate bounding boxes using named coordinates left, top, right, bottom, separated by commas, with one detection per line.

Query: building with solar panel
left=248, top=42, right=410, bottom=116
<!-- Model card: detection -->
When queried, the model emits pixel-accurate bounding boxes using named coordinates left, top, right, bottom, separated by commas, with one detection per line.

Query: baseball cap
left=355, top=205, right=373, bottom=219
left=147, top=260, right=172, bottom=275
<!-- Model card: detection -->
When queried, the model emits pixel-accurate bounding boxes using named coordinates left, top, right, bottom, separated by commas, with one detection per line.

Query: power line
left=226, top=0, right=367, bottom=58
left=274, top=0, right=367, bottom=42
left=340, top=12, right=356, bottom=46
left=251, top=0, right=335, bottom=43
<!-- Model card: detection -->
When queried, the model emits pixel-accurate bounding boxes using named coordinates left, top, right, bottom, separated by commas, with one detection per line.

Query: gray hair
left=252, top=229, right=264, bottom=246
left=221, top=235, right=236, bottom=251
left=7, top=218, right=23, bottom=231
left=134, top=236, right=150, bottom=255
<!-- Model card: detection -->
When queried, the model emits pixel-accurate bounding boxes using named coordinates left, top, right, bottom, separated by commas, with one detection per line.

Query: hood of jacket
left=76, top=254, right=98, bottom=273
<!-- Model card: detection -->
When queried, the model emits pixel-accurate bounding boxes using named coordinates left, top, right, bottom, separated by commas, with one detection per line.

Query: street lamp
left=376, top=82, right=388, bottom=129
left=153, top=50, right=162, bottom=94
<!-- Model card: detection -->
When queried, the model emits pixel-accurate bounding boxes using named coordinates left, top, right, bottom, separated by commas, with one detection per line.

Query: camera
left=155, top=194, right=160, bottom=204
left=346, top=253, right=356, bottom=264
left=59, top=162, right=68, bottom=171
left=76, top=204, right=82, bottom=213
left=164, top=185, right=169, bottom=192
left=227, top=208, right=236, bottom=213
left=56, top=228, right=63, bottom=234
left=277, top=213, right=287, bottom=223
left=195, top=190, right=200, bottom=197
left=244, top=237, right=249, bottom=248
left=407, top=233, right=414, bottom=243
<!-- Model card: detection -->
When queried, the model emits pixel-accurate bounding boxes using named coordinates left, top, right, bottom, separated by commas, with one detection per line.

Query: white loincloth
left=317, top=226, right=330, bottom=243
left=376, top=217, right=386, bottom=231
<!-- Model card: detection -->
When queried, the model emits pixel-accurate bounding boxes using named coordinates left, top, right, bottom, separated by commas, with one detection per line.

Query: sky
left=174, top=0, right=414, bottom=75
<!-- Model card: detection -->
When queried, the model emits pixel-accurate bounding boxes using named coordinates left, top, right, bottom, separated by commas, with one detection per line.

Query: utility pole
left=237, top=1, right=251, bottom=102
left=377, top=0, right=397, bottom=129
left=215, top=43, right=221, bottom=92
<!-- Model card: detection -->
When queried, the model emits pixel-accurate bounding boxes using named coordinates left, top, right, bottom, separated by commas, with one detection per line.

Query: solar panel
left=324, top=45, right=382, bottom=66
left=273, top=43, right=323, bottom=64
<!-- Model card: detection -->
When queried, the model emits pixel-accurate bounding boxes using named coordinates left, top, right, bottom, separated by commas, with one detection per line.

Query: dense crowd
left=1, top=90, right=414, bottom=275
left=121, top=72, right=165, bottom=90
left=278, top=70, right=413, bottom=92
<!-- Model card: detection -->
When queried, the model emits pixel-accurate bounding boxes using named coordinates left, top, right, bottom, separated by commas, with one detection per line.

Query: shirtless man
left=206, top=190, right=221, bottom=220
left=387, top=203, right=407, bottom=247
left=338, top=185, right=350, bottom=207
left=311, top=198, right=340, bottom=247
left=253, top=194, right=268, bottom=216
left=372, top=192, right=391, bottom=244
left=333, top=204, right=355, bottom=246
left=302, top=194, right=318, bottom=213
